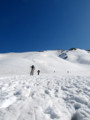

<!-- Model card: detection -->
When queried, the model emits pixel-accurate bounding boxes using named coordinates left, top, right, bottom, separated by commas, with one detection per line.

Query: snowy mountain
left=59, top=48, right=90, bottom=65
left=0, top=48, right=90, bottom=75
left=0, top=48, right=90, bottom=120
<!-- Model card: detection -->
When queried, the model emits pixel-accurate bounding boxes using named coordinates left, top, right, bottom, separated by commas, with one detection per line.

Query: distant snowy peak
left=59, top=48, right=90, bottom=65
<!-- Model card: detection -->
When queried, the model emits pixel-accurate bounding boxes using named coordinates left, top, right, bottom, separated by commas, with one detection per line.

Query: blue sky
left=0, top=0, right=90, bottom=53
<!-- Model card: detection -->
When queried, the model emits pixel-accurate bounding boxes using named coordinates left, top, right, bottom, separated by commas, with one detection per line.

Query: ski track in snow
left=0, top=74, right=90, bottom=120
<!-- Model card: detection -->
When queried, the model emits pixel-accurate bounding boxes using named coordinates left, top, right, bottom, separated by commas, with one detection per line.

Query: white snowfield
left=0, top=49, right=90, bottom=120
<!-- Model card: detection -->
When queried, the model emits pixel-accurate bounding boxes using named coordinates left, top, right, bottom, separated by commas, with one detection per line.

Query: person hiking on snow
left=37, top=70, right=40, bottom=75
left=30, top=65, right=35, bottom=75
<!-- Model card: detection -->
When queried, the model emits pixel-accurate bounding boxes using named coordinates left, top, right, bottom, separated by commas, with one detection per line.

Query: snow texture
left=0, top=49, right=90, bottom=120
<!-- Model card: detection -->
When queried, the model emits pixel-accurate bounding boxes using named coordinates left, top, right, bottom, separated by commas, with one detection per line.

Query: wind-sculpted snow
left=0, top=74, right=90, bottom=120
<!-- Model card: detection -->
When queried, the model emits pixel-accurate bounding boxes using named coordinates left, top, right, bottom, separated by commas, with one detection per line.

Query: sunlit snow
left=0, top=49, right=90, bottom=120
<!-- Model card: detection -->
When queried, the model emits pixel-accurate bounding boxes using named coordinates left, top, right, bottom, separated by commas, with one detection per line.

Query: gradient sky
left=0, top=0, right=90, bottom=53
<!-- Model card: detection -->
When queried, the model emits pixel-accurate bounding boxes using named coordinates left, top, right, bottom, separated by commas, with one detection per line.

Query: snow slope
left=0, top=49, right=90, bottom=120
left=59, top=49, right=90, bottom=66
left=0, top=49, right=90, bottom=75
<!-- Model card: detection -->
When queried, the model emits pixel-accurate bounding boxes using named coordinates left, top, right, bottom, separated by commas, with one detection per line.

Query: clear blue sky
left=0, top=0, right=90, bottom=53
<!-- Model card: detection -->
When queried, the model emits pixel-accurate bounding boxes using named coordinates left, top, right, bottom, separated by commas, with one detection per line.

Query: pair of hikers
left=30, top=65, right=40, bottom=75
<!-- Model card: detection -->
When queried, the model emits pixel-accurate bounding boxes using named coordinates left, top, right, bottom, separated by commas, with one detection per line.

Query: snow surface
left=0, top=49, right=90, bottom=120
